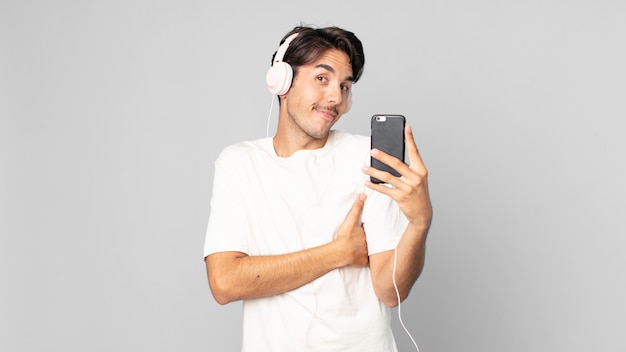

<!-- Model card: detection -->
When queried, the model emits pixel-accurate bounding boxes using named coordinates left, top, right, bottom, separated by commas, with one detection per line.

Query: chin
left=310, top=127, right=332, bottom=140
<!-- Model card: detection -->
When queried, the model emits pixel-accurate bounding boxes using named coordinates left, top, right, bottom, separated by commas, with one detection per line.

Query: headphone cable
left=393, top=247, right=420, bottom=351
left=267, top=94, right=277, bottom=138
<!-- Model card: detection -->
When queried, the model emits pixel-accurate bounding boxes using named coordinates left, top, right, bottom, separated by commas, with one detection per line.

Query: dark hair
left=271, top=25, right=365, bottom=83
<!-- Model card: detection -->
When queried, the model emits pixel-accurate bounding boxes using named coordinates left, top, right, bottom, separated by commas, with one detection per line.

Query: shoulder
left=217, top=138, right=270, bottom=160
left=329, top=130, right=369, bottom=151
left=213, top=138, right=273, bottom=171
left=323, top=130, right=371, bottom=169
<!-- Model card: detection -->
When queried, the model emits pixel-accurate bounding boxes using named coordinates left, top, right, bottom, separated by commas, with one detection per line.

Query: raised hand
left=364, top=125, right=433, bottom=230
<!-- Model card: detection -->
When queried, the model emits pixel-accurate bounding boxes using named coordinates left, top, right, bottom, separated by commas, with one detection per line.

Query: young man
left=203, top=25, right=432, bottom=351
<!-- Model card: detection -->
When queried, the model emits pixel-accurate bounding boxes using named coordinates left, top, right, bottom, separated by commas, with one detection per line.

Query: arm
left=363, top=124, right=433, bottom=307
left=205, top=194, right=369, bottom=305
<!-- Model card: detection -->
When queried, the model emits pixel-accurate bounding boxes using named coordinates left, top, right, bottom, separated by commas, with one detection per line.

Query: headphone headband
left=273, top=33, right=298, bottom=65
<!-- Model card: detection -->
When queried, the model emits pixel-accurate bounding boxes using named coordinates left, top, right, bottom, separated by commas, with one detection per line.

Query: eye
left=317, top=75, right=328, bottom=83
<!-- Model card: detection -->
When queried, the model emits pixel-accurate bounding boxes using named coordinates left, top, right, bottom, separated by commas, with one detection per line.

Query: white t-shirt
left=204, top=130, right=408, bottom=352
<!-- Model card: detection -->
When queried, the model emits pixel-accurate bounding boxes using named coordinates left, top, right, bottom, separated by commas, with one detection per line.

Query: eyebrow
left=315, top=63, right=354, bottom=82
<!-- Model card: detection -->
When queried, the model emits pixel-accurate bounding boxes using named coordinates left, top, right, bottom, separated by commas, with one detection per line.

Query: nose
left=327, top=84, right=344, bottom=107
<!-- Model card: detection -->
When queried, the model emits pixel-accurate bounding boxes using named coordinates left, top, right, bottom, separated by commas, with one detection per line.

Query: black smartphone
left=370, top=114, right=406, bottom=184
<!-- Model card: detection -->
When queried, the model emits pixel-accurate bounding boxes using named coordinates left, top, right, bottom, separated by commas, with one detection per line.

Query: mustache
left=313, top=104, right=339, bottom=115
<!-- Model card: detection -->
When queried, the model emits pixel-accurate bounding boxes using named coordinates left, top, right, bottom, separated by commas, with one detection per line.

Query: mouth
left=313, top=106, right=338, bottom=121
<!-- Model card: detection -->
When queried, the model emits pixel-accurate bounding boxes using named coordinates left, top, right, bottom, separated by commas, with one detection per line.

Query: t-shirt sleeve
left=361, top=187, right=408, bottom=255
left=203, top=147, right=250, bottom=258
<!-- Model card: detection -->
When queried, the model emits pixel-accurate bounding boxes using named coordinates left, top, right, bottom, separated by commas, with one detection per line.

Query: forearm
left=370, top=222, right=429, bottom=307
left=206, top=241, right=348, bottom=305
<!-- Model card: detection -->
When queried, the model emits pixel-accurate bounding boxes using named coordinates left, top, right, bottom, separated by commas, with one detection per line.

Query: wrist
left=328, top=237, right=352, bottom=268
left=406, top=220, right=431, bottom=239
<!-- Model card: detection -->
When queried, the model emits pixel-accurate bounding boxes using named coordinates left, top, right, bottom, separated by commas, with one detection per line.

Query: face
left=281, top=49, right=353, bottom=140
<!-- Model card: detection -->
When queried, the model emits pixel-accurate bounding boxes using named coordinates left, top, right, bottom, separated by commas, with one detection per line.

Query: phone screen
left=370, top=114, right=406, bottom=184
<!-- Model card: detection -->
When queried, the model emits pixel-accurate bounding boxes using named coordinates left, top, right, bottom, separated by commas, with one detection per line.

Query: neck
left=272, top=128, right=328, bottom=158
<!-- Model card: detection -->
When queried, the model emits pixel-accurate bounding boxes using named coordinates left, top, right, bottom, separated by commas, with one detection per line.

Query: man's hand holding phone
left=364, top=124, right=433, bottom=229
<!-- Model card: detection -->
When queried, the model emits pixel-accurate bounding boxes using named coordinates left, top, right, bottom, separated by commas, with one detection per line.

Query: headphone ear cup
left=266, top=62, right=293, bottom=95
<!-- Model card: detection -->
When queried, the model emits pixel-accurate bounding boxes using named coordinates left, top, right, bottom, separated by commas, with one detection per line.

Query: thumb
left=346, top=193, right=367, bottom=225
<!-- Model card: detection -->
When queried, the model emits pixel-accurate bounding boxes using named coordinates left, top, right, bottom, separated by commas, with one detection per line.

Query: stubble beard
left=287, top=104, right=337, bottom=141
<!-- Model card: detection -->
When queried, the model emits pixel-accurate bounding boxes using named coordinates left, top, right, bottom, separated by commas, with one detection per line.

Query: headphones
left=265, top=32, right=352, bottom=113
left=266, top=33, right=298, bottom=96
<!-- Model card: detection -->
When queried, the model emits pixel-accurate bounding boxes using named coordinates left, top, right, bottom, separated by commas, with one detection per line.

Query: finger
left=364, top=163, right=398, bottom=187
left=405, top=125, right=425, bottom=169
left=369, top=149, right=411, bottom=186
left=364, top=178, right=399, bottom=198
left=369, top=148, right=409, bottom=174
left=346, top=193, right=367, bottom=225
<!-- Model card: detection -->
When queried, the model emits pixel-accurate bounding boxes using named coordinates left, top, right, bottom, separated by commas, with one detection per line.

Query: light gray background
left=2, top=1, right=625, bottom=351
